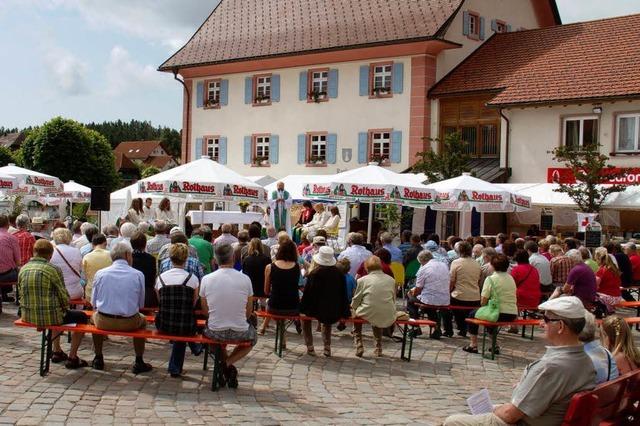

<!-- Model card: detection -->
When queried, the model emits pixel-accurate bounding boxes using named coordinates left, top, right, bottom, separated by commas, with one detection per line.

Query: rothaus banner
left=327, top=183, right=437, bottom=207
left=139, top=180, right=265, bottom=202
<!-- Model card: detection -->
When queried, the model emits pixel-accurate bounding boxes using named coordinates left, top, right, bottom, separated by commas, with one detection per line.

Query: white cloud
left=43, top=46, right=89, bottom=96
left=556, top=0, right=640, bottom=23
left=104, top=45, right=173, bottom=97
left=61, top=0, right=219, bottom=50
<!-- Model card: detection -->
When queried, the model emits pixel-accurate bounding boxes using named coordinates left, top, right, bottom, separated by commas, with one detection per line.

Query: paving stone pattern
left=0, top=304, right=638, bottom=425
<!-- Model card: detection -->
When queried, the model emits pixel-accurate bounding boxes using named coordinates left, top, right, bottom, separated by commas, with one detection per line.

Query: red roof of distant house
left=430, top=14, right=640, bottom=106
left=114, top=140, right=164, bottom=160
left=144, top=155, right=174, bottom=169
left=0, top=132, right=25, bottom=149
left=159, top=0, right=465, bottom=70
left=114, top=152, right=138, bottom=171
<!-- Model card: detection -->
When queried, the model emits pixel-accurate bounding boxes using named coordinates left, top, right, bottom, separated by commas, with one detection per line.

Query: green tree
left=141, top=165, right=160, bottom=178
left=0, top=145, right=15, bottom=166
left=21, top=117, right=120, bottom=192
left=550, top=144, right=631, bottom=213
left=413, top=132, right=471, bottom=182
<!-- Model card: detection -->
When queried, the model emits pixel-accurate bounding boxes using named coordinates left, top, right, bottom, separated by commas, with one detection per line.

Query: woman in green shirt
left=463, top=254, right=518, bottom=354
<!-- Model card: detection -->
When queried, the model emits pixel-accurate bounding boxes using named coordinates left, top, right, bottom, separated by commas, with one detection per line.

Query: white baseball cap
left=538, top=296, right=586, bottom=319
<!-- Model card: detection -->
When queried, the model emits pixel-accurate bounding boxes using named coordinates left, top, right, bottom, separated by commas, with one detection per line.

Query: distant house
left=0, top=132, right=26, bottom=150
left=113, top=140, right=179, bottom=172
left=114, top=152, right=140, bottom=187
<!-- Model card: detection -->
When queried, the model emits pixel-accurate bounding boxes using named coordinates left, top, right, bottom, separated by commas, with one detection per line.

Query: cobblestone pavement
left=1, top=303, right=638, bottom=425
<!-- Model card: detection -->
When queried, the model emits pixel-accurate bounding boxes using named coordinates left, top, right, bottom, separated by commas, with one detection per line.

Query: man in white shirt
left=213, top=224, right=239, bottom=247
left=200, top=243, right=256, bottom=389
left=142, top=198, right=156, bottom=222
left=526, top=241, right=553, bottom=291
left=407, top=250, right=450, bottom=339
left=337, top=233, right=372, bottom=277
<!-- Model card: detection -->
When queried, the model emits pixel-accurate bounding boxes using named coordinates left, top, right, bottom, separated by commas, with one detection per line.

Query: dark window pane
left=565, top=120, right=580, bottom=149
left=481, top=124, right=498, bottom=156
left=461, top=126, right=477, bottom=155
left=583, top=119, right=598, bottom=147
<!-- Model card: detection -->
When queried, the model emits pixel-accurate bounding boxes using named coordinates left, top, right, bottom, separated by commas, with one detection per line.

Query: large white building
left=159, top=0, right=560, bottom=178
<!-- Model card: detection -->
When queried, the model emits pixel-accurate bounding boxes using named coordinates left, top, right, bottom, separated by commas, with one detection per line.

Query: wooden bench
left=14, top=319, right=251, bottom=391
left=465, top=318, right=541, bottom=360
left=254, top=311, right=435, bottom=361
left=561, top=369, right=640, bottom=425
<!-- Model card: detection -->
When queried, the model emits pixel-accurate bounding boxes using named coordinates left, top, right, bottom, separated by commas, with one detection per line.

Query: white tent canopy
left=137, top=157, right=265, bottom=202
left=426, top=173, right=531, bottom=212
left=0, top=163, right=63, bottom=196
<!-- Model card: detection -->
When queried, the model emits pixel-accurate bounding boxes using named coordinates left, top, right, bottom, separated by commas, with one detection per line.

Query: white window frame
left=371, top=131, right=391, bottom=160
left=309, top=134, right=327, bottom=163
left=469, top=14, right=478, bottom=36
left=495, top=22, right=506, bottom=33
left=255, top=136, right=270, bottom=160
left=255, top=76, right=271, bottom=100
left=616, top=113, right=640, bottom=152
left=373, top=65, right=392, bottom=91
left=562, top=115, right=599, bottom=149
left=207, top=80, right=220, bottom=104
left=206, top=137, right=219, bottom=160
left=311, top=71, right=328, bottom=95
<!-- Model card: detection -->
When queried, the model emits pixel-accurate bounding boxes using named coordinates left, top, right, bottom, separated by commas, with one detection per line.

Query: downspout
left=500, top=108, right=510, bottom=181
left=173, top=68, right=190, bottom=163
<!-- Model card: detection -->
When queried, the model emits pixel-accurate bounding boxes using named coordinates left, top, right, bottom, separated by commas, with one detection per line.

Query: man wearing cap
left=424, top=240, right=450, bottom=265
left=444, top=296, right=595, bottom=426
left=337, top=233, right=373, bottom=277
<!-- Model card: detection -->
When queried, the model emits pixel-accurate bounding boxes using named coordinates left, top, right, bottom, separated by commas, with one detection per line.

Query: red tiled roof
left=113, top=140, right=163, bottom=160
left=159, top=0, right=463, bottom=70
left=430, top=14, right=640, bottom=106
left=144, top=155, right=175, bottom=169
left=114, top=152, right=138, bottom=171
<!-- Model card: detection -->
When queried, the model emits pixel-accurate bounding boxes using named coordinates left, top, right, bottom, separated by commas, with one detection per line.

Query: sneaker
left=51, top=351, right=68, bottom=364
left=64, top=357, right=88, bottom=369
left=91, top=355, right=105, bottom=371
left=224, top=365, right=238, bottom=389
left=132, top=361, right=152, bottom=374
left=336, top=322, right=346, bottom=332
left=170, top=370, right=183, bottom=378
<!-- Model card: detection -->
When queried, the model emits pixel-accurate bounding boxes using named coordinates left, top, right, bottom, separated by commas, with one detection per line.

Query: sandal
left=51, top=351, right=68, bottom=364
left=462, top=345, right=478, bottom=354
left=64, top=357, right=88, bottom=369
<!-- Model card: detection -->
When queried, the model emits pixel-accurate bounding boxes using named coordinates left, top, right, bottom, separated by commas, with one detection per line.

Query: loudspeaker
left=90, top=186, right=110, bottom=211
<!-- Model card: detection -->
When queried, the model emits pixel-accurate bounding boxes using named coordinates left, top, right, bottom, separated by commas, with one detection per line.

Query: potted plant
left=369, top=154, right=389, bottom=165
left=254, top=94, right=270, bottom=103
left=238, top=201, right=250, bottom=213
left=372, top=86, right=391, bottom=96
left=308, top=155, right=326, bottom=165
left=308, top=90, right=327, bottom=103
left=253, top=156, right=269, bottom=166
left=204, top=97, right=219, bottom=107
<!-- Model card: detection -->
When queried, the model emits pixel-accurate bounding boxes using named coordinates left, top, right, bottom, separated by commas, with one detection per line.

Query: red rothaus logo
left=312, top=184, right=330, bottom=194
left=0, top=180, right=13, bottom=188
left=511, top=195, right=530, bottom=208
left=183, top=182, right=215, bottom=193
left=472, top=191, right=502, bottom=202
left=145, top=182, right=164, bottom=191
left=403, top=188, right=432, bottom=200
left=350, top=185, right=385, bottom=197
left=233, top=185, right=259, bottom=198
left=33, top=177, right=55, bottom=186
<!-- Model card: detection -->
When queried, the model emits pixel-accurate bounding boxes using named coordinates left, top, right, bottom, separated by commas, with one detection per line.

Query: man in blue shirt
left=91, top=242, right=151, bottom=374
left=381, top=232, right=402, bottom=264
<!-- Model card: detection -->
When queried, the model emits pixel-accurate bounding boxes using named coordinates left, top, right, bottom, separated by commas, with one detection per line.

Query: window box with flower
left=369, top=154, right=390, bottom=166
left=254, top=94, right=271, bottom=104
left=204, top=97, right=220, bottom=108
left=308, top=89, right=328, bottom=103
left=253, top=156, right=270, bottom=166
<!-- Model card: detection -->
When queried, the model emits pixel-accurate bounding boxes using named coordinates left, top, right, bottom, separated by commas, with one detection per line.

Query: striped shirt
left=19, top=257, right=69, bottom=326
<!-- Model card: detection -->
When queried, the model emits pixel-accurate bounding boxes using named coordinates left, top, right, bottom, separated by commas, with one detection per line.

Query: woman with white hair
left=51, top=228, right=84, bottom=299
left=579, top=311, right=618, bottom=384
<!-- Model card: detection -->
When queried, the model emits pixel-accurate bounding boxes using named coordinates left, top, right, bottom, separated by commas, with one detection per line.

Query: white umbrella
left=426, top=173, right=531, bottom=213
left=61, top=180, right=91, bottom=202
left=137, top=157, right=265, bottom=202
left=0, top=163, right=63, bottom=196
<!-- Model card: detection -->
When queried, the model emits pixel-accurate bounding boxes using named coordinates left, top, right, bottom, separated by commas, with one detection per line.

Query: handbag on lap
left=475, top=276, right=500, bottom=322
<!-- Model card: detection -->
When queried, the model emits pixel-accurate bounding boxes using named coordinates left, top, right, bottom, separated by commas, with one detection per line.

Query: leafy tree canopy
left=21, top=117, right=120, bottom=192
left=141, top=165, right=160, bottom=178
left=0, top=145, right=16, bottom=167
left=550, top=144, right=631, bottom=213
left=413, top=132, right=471, bottom=182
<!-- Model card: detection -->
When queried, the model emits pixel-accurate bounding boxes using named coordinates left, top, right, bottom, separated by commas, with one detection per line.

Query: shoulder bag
left=475, top=275, right=501, bottom=322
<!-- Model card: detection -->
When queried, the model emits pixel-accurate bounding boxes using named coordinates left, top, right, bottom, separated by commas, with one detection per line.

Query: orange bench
left=561, top=369, right=640, bottom=425
left=465, top=318, right=540, bottom=360
left=254, top=311, right=435, bottom=361
left=14, top=319, right=251, bottom=391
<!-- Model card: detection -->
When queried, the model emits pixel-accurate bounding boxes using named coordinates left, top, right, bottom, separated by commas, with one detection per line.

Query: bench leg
left=277, top=320, right=285, bottom=358
left=273, top=320, right=280, bottom=356
left=210, top=344, right=224, bottom=392
left=40, top=330, right=52, bottom=377
left=521, top=311, right=527, bottom=339
left=203, top=344, right=209, bottom=371
left=407, top=327, right=415, bottom=362
left=480, top=326, right=487, bottom=359
left=400, top=324, right=408, bottom=361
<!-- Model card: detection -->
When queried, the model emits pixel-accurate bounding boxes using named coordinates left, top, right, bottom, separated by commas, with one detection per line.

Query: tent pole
left=367, top=202, right=373, bottom=244
left=200, top=201, right=205, bottom=227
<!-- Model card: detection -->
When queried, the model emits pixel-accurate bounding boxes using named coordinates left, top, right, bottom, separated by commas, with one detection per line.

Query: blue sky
left=1, top=0, right=639, bottom=130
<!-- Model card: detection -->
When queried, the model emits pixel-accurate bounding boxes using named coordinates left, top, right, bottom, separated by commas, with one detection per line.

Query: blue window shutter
left=479, top=17, right=486, bottom=40
left=299, top=71, right=308, bottom=101
left=196, top=81, right=204, bottom=108
left=327, top=134, right=337, bottom=164
left=195, top=137, right=203, bottom=160
left=297, top=134, right=306, bottom=164
left=271, top=74, right=280, bottom=102
left=462, top=11, right=470, bottom=36
left=220, top=80, right=229, bottom=106
left=219, top=137, right=227, bottom=164
left=243, top=136, right=251, bottom=164
left=358, top=132, right=368, bottom=164
left=392, top=62, right=404, bottom=94
left=391, top=131, right=402, bottom=164
left=270, top=135, right=279, bottom=164
left=491, top=19, right=498, bottom=32
left=328, top=69, right=339, bottom=98
left=506, top=24, right=512, bottom=32
left=359, top=65, right=369, bottom=96
left=244, top=77, right=253, bottom=104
